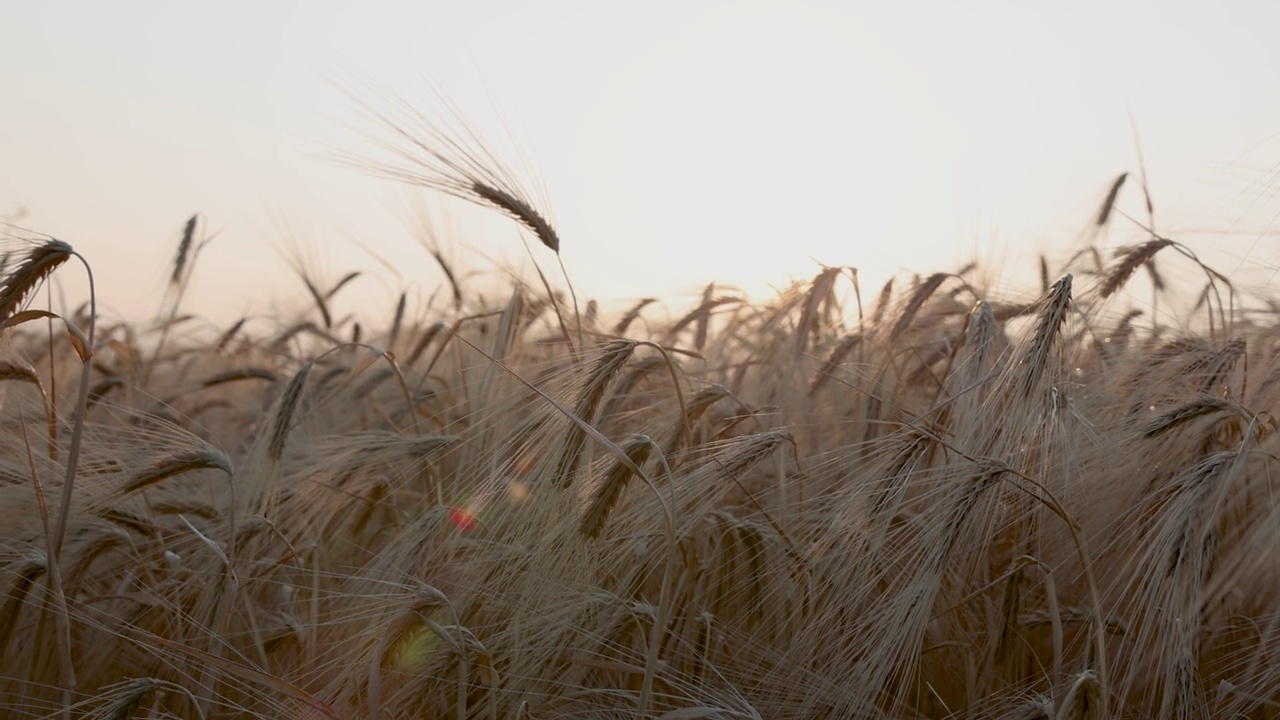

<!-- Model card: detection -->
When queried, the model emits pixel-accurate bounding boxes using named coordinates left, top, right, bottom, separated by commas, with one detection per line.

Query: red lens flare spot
left=450, top=506, right=478, bottom=533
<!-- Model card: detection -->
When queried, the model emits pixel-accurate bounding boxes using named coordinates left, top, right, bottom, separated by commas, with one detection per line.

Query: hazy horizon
left=4, top=0, right=1280, bottom=329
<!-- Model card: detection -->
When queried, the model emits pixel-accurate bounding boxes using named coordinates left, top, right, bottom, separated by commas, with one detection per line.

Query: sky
left=3, top=0, right=1280, bottom=332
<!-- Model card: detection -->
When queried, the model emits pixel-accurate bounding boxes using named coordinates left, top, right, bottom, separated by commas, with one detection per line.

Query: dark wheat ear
left=469, top=181, right=560, bottom=252
left=171, top=214, right=198, bottom=285
left=0, top=239, right=73, bottom=326
left=339, top=83, right=562, bottom=254
left=1099, top=239, right=1172, bottom=299
left=1096, top=172, right=1128, bottom=227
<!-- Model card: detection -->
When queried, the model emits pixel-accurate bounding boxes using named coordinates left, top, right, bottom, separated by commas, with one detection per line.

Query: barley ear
left=471, top=180, right=561, bottom=253
left=581, top=434, right=654, bottom=539
left=552, top=340, right=636, bottom=487
left=1099, top=239, right=1171, bottom=299
left=1095, top=172, right=1128, bottom=227
left=0, top=240, right=72, bottom=325
left=889, top=272, right=948, bottom=341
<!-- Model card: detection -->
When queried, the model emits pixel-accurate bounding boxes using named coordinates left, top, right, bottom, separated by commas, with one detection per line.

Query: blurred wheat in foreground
left=1, top=111, right=1279, bottom=720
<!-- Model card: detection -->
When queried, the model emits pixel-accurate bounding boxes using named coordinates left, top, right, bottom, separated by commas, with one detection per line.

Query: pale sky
left=3, top=0, right=1280, bottom=331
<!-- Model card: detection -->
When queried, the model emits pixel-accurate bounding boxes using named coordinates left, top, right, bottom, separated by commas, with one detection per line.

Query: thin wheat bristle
left=0, top=239, right=73, bottom=324
left=1099, top=239, right=1173, bottom=298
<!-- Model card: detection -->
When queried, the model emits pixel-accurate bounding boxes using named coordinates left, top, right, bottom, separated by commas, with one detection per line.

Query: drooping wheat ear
left=714, top=428, right=790, bottom=481
left=215, top=317, right=248, bottom=353
left=86, top=375, right=124, bottom=408
left=268, top=362, right=314, bottom=462
left=552, top=340, right=637, bottom=487
left=1096, top=172, right=1128, bottom=227
left=389, top=291, right=407, bottom=350
left=300, top=275, right=333, bottom=330
left=171, top=214, right=197, bottom=285
left=889, top=272, right=949, bottom=341
left=795, top=266, right=844, bottom=356
left=615, top=297, right=656, bottom=335
left=369, top=585, right=451, bottom=720
left=1099, top=239, right=1172, bottom=298
left=870, top=276, right=895, bottom=327
left=581, top=433, right=654, bottom=539
left=1056, top=670, right=1104, bottom=720
left=810, top=333, right=862, bottom=397
left=669, top=286, right=738, bottom=350
left=201, top=367, right=279, bottom=387
left=665, top=384, right=730, bottom=456
left=600, top=355, right=666, bottom=417
left=1141, top=394, right=1241, bottom=438
left=470, top=180, right=560, bottom=253
left=407, top=321, right=447, bottom=366
left=426, top=247, right=462, bottom=309
left=947, top=300, right=1002, bottom=401
left=342, top=84, right=562, bottom=253
left=103, top=677, right=160, bottom=720
left=0, top=239, right=72, bottom=325
left=1197, top=338, right=1245, bottom=393
left=122, top=448, right=233, bottom=495
left=1018, top=274, right=1072, bottom=397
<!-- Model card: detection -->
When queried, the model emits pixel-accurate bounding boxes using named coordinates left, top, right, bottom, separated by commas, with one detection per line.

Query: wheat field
left=1, top=103, right=1278, bottom=720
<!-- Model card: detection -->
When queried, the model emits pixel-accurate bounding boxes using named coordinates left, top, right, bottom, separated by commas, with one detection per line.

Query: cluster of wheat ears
left=1, top=95, right=1278, bottom=720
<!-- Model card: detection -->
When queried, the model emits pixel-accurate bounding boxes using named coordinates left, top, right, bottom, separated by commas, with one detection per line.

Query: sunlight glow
left=2, top=0, right=1279, bottom=324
